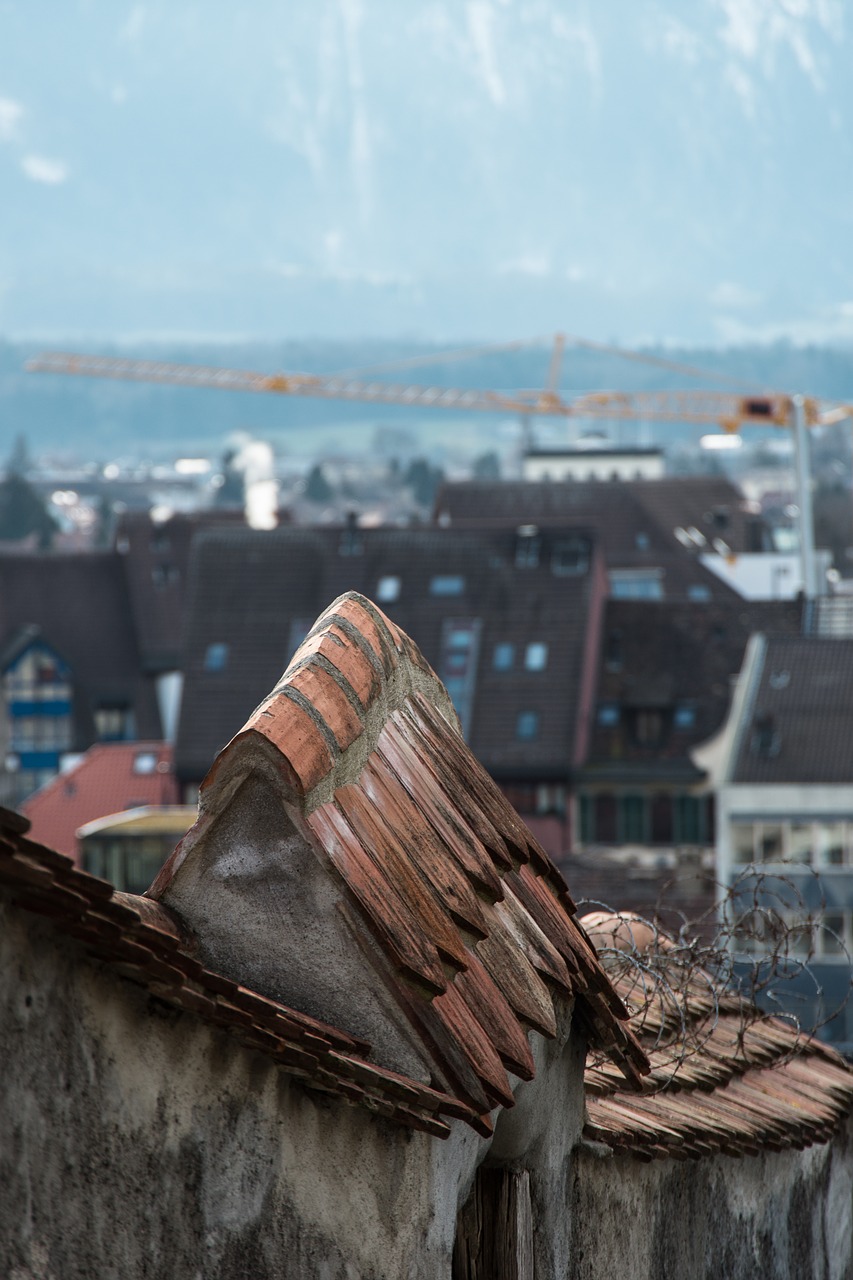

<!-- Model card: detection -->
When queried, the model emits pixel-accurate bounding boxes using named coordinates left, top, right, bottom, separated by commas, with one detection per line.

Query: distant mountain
left=0, top=2, right=851, bottom=344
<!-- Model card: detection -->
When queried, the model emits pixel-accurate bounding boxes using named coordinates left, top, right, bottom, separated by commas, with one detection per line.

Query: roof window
left=673, top=704, right=696, bottom=729
left=524, top=642, right=548, bottom=672
left=430, top=575, right=465, bottom=597
left=133, top=751, right=158, bottom=775
left=492, top=642, right=515, bottom=672
left=376, top=576, right=401, bottom=603
left=204, top=642, right=229, bottom=673
left=515, top=711, right=540, bottom=741
left=609, top=569, right=664, bottom=600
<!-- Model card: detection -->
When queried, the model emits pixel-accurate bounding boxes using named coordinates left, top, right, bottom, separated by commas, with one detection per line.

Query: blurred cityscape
left=3, top=333, right=853, bottom=1051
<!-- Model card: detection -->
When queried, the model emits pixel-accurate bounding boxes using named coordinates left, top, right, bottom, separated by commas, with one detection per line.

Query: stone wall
left=570, top=1124, right=853, bottom=1280
left=0, top=900, right=586, bottom=1280
left=4, top=894, right=851, bottom=1280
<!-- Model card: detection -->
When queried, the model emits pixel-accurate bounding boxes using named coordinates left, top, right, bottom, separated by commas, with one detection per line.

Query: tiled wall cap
left=198, top=592, right=459, bottom=817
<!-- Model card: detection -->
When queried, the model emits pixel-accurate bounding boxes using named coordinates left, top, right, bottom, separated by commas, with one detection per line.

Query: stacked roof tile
left=0, top=804, right=469, bottom=1137
left=3, top=592, right=851, bottom=1158
left=581, top=912, right=853, bottom=1160
left=154, top=592, right=648, bottom=1128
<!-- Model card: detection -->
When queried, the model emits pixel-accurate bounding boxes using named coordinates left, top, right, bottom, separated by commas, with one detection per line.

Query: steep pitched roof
left=581, top=912, right=853, bottom=1159
left=732, top=635, right=853, bottom=784
left=21, top=741, right=179, bottom=860
left=0, top=551, right=160, bottom=745
left=157, top=592, right=648, bottom=1127
left=582, top=598, right=803, bottom=779
left=115, top=509, right=248, bottom=672
left=434, top=476, right=765, bottom=562
left=175, top=525, right=603, bottom=782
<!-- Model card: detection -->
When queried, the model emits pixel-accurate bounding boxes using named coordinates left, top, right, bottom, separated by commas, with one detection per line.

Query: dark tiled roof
left=733, top=635, right=853, bottom=784
left=0, top=552, right=161, bottom=745
left=159, top=593, right=649, bottom=1129
left=581, top=913, right=853, bottom=1160
left=434, top=476, right=765, bottom=564
left=582, top=598, right=803, bottom=777
left=116, top=509, right=248, bottom=672
left=175, top=526, right=601, bottom=782
left=21, top=741, right=178, bottom=861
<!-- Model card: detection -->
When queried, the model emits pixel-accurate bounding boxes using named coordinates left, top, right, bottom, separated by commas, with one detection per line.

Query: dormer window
left=514, top=526, right=540, bottom=568
left=551, top=536, right=590, bottom=576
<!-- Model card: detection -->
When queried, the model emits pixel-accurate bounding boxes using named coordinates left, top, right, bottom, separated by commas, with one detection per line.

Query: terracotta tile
left=306, top=802, right=449, bottom=996
left=288, top=663, right=364, bottom=753
left=333, top=783, right=471, bottom=973
left=251, top=694, right=335, bottom=793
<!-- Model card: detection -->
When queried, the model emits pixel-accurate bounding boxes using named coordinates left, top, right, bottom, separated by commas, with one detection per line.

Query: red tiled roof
left=581, top=912, right=853, bottom=1159
left=152, top=592, right=649, bottom=1128
left=21, top=742, right=179, bottom=861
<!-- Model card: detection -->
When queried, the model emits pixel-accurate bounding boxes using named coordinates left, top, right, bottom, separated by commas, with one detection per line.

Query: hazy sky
left=1, top=1, right=851, bottom=344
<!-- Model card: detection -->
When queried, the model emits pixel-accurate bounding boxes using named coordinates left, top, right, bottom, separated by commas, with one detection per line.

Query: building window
left=492, top=642, right=515, bottom=672
left=619, top=794, right=647, bottom=843
left=524, top=642, right=548, bottom=672
left=94, top=705, right=135, bottom=742
left=133, top=752, right=158, bottom=775
left=609, top=569, right=664, bottom=600
left=673, top=704, right=696, bottom=730
left=688, top=584, right=712, bottom=602
left=430, top=575, right=465, bottom=597
left=151, top=564, right=180, bottom=588
left=439, top=619, right=481, bottom=738
left=578, top=793, right=594, bottom=843
left=551, top=537, right=590, bottom=576
left=515, top=711, right=539, bottom=741
left=376, top=576, right=401, bottom=603
left=632, top=708, right=665, bottom=747
left=204, top=642, right=230, bottom=673
left=597, top=703, right=620, bottom=727
left=514, top=527, right=540, bottom=568
left=674, top=794, right=705, bottom=844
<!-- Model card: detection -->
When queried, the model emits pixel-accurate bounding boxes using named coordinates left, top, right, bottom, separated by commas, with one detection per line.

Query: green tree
left=305, top=464, right=334, bottom=502
left=0, top=474, right=58, bottom=548
left=404, top=457, right=445, bottom=508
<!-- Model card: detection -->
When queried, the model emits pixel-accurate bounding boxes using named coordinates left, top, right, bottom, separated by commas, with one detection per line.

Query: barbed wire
left=580, top=864, right=852, bottom=1090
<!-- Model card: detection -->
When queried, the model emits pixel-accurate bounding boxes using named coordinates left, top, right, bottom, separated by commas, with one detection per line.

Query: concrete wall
left=569, top=1126, right=853, bottom=1280
left=0, top=899, right=585, bottom=1280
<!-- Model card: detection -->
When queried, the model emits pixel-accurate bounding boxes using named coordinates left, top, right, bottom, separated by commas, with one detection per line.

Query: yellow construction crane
left=25, top=343, right=831, bottom=432
left=28, top=333, right=853, bottom=597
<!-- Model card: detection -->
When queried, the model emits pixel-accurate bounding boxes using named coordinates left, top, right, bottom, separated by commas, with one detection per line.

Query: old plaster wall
left=569, top=1123, right=853, bottom=1280
left=0, top=902, right=486, bottom=1280
left=0, top=900, right=590, bottom=1280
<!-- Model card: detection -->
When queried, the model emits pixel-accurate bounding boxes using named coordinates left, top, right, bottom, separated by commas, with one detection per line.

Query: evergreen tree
left=305, top=464, right=334, bottom=502
left=0, top=474, right=58, bottom=548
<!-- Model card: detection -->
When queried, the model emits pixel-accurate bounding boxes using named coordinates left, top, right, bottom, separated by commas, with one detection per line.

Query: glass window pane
left=758, top=823, right=784, bottom=862
left=819, top=822, right=846, bottom=866
left=788, top=822, right=813, bottom=864
left=524, top=643, right=548, bottom=672
left=732, top=823, right=755, bottom=864
left=492, top=643, right=514, bottom=672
